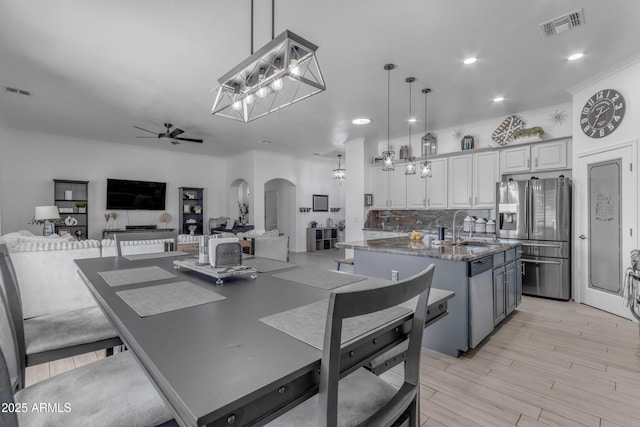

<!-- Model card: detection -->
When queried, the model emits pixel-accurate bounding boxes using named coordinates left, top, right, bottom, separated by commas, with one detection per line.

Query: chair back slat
left=0, top=346, right=19, bottom=427
left=319, top=264, right=435, bottom=427
left=113, top=231, right=178, bottom=256
left=0, top=244, right=25, bottom=391
left=0, top=245, right=23, bottom=392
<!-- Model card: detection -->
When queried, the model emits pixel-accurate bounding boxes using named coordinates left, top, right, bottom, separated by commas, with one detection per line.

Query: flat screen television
left=106, top=178, right=167, bottom=210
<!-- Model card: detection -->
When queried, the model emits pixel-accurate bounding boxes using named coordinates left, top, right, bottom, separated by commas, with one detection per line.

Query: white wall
left=375, top=102, right=573, bottom=158
left=0, top=129, right=227, bottom=239
left=252, top=150, right=346, bottom=252
left=569, top=55, right=640, bottom=299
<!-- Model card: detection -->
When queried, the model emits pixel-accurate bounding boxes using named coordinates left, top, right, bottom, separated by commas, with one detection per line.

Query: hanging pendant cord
left=409, top=81, right=412, bottom=155
left=272, top=0, right=275, bottom=39
left=250, top=0, right=254, bottom=54
left=387, top=69, right=390, bottom=151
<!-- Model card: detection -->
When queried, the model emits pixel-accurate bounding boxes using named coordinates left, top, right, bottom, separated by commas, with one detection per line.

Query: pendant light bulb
left=420, top=160, right=432, bottom=178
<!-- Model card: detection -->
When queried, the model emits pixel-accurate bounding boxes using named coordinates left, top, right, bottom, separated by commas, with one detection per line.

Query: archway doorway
left=229, top=178, right=250, bottom=224
left=264, top=178, right=296, bottom=238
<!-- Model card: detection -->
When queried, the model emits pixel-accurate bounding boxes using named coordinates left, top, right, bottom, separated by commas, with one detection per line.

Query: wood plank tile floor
left=25, top=290, right=640, bottom=426
left=384, top=296, right=640, bottom=427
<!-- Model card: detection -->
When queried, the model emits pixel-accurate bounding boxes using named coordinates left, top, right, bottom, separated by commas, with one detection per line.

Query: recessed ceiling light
left=258, top=139, right=272, bottom=144
left=352, top=118, right=371, bottom=125
left=463, top=57, right=477, bottom=65
left=568, top=52, right=584, bottom=61
left=313, top=153, right=321, bottom=156
left=493, top=97, right=505, bottom=102
left=408, top=118, right=417, bottom=123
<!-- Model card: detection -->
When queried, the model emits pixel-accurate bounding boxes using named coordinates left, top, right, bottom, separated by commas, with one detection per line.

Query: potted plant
left=76, top=202, right=87, bottom=213
left=238, top=202, right=249, bottom=224
left=309, top=220, right=318, bottom=228
left=511, top=126, right=544, bottom=142
left=193, top=205, right=203, bottom=214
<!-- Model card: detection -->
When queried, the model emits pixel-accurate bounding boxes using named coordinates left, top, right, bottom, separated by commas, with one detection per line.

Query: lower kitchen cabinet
left=493, top=248, right=521, bottom=325
left=493, top=266, right=507, bottom=325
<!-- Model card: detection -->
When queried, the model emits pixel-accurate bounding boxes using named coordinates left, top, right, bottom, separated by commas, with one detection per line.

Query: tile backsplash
left=364, top=209, right=495, bottom=233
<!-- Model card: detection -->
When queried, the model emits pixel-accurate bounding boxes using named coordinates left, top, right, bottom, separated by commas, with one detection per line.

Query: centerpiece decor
left=238, top=202, right=249, bottom=225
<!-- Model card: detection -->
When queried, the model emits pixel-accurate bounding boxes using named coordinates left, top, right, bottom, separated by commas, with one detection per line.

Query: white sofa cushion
left=100, top=238, right=168, bottom=257
left=9, top=240, right=102, bottom=319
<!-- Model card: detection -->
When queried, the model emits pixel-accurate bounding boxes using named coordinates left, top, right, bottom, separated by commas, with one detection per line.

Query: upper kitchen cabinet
left=426, top=158, right=448, bottom=209
left=406, top=173, right=426, bottom=208
left=448, top=151, right=499, bottom=209
left=448, top=154, right=473, bottom=208
left=371, top=166, right=407, bottom=208
left=500, top=139, right=569, bottom=174
left=473, top=151, right=500, bottom=208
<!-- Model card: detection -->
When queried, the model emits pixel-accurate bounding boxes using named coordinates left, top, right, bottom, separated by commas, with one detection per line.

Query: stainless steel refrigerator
left=496, top=177, right=571, bottom=300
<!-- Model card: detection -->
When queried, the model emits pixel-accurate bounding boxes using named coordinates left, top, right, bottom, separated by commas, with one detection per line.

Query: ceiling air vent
left=5, top=86, right=31, bottom=96
left=540, top=9, right=584, bottom=37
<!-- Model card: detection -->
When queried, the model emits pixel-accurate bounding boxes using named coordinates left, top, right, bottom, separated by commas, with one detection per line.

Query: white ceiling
left=1, top=0, right=639, bottom=158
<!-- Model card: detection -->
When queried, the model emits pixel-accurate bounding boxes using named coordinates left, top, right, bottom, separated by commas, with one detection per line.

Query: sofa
left=1, top=231, right=102, bottom=319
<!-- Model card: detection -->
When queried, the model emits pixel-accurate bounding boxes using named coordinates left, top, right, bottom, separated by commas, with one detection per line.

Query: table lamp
left=34, top=206, right=60, bottom=236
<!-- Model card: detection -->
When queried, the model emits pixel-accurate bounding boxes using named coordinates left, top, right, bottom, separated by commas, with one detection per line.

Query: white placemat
left=116, top=281, right=226, bottom=317
left=98, top=266, right=177, bottom=287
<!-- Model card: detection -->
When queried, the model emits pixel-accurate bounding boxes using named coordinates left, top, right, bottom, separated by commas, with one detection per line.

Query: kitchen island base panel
left=354, top=250, right=468, bottom=357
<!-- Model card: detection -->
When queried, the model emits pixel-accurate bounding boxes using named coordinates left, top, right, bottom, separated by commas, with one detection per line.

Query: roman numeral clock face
left=580, top=89, right=626, bottom=138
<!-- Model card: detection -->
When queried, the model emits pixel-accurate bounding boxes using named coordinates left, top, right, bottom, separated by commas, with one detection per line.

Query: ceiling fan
left=134, top=123, right=204, bottom=144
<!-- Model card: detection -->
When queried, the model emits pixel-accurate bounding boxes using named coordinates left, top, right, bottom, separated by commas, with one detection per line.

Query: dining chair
left=0, top=244, right=121, bottom=372
left=267, top=264, right=435, bottom=427
left=114, top=231, right=178, bottom=256
left=0, top=272, right=175, bottom=427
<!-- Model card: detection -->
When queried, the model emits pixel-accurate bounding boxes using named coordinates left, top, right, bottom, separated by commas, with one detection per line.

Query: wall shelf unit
left=306, top=227, right=338, bottom=252
left=179, top=187, right=204, bottom=236
left=53, top=179, right=89, bottom=239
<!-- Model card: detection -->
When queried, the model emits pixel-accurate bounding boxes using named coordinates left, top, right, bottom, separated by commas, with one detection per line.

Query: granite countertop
left=337, top=236, right=520, bottom=262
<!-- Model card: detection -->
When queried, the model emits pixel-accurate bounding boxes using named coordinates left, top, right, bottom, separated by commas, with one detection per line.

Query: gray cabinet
left=493, top=248, right=521, bottom=325
left=307, top=227, right=338, bottom=252
left=493, top=266, right=507, bottom=325
left=53, top=179, right=89, bottom=240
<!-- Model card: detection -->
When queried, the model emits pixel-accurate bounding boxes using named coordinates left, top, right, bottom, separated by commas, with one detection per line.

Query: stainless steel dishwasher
left=468, top=256, right=494, bottom=348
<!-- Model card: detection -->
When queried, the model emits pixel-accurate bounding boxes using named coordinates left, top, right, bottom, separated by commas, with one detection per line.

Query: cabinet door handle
left=468, top=197, right=472, bottom=205
left=427, top=198, right=431, bottom=207
left=527, top=158, right=530, bottom=169
left=475, top=196, right=478, bottom=205
left=535, top=157, right=539, bottom=168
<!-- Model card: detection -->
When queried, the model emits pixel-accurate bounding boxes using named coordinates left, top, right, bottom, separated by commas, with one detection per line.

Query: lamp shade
left=34, top=206, right=60, bottom=221
left=212, top=30, right=326, bottom=123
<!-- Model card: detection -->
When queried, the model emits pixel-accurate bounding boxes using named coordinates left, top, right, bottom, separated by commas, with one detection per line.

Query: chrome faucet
left=452, top=210, right=469, bottom=243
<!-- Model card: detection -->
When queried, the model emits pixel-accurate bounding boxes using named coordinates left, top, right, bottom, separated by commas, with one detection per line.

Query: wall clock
left=580, top=89, right=625, bottom=138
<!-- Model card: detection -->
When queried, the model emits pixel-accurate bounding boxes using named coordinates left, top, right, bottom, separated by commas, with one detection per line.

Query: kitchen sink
left=456, top=240, right=503, bottom=249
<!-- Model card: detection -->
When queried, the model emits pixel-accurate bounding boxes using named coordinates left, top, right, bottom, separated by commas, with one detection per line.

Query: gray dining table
left=75, top=255, right=453, bottom=427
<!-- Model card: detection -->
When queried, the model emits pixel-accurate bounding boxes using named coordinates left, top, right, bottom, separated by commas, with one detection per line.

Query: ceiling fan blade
left=169, top=128, right=184, bottom=138
left=136, top=136, right=159, bottom=138
left=174, top=137, right=204, bottom=143
left=133, top=126, right=158, bottom=135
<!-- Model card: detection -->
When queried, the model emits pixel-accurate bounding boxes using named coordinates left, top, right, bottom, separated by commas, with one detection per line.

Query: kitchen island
left=338, top=237, right=522, bottom=356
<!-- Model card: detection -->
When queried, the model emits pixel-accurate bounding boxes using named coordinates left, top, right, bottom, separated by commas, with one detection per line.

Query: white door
left=576, top=143, right=637, bottom=319
left=264, top=191, right=278, bottom=231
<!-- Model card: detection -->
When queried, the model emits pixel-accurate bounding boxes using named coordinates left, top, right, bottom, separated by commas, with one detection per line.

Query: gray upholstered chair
left=267, top=264, right=435, bottom=427
left=0, top=244, right=121, bottom=371
left=114, top=231, right=178, bottom=256
left=0, top=268, right=175, bottom=426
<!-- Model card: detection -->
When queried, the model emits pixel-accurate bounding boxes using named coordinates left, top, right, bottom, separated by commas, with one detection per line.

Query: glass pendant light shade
left=421, top=88, right=435, bottom=177
left=332, top=154, right=346, bottom=181
left=212, top=30, right=325, bottom=123
left=382, top=64, right=395, bottom=171
left=405, top=77, right=416, bottom=175
left=420, top=160, right=432, bottom=178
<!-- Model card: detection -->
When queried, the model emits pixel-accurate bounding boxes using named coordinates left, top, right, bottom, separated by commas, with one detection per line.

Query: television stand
left=126, top=225, right=157, bottom=230
left=103, top=228, right=175, bottom=239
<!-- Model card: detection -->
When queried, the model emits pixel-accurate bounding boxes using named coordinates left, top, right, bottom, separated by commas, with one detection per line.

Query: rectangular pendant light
left=211, top=30, right=326, bottom=123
